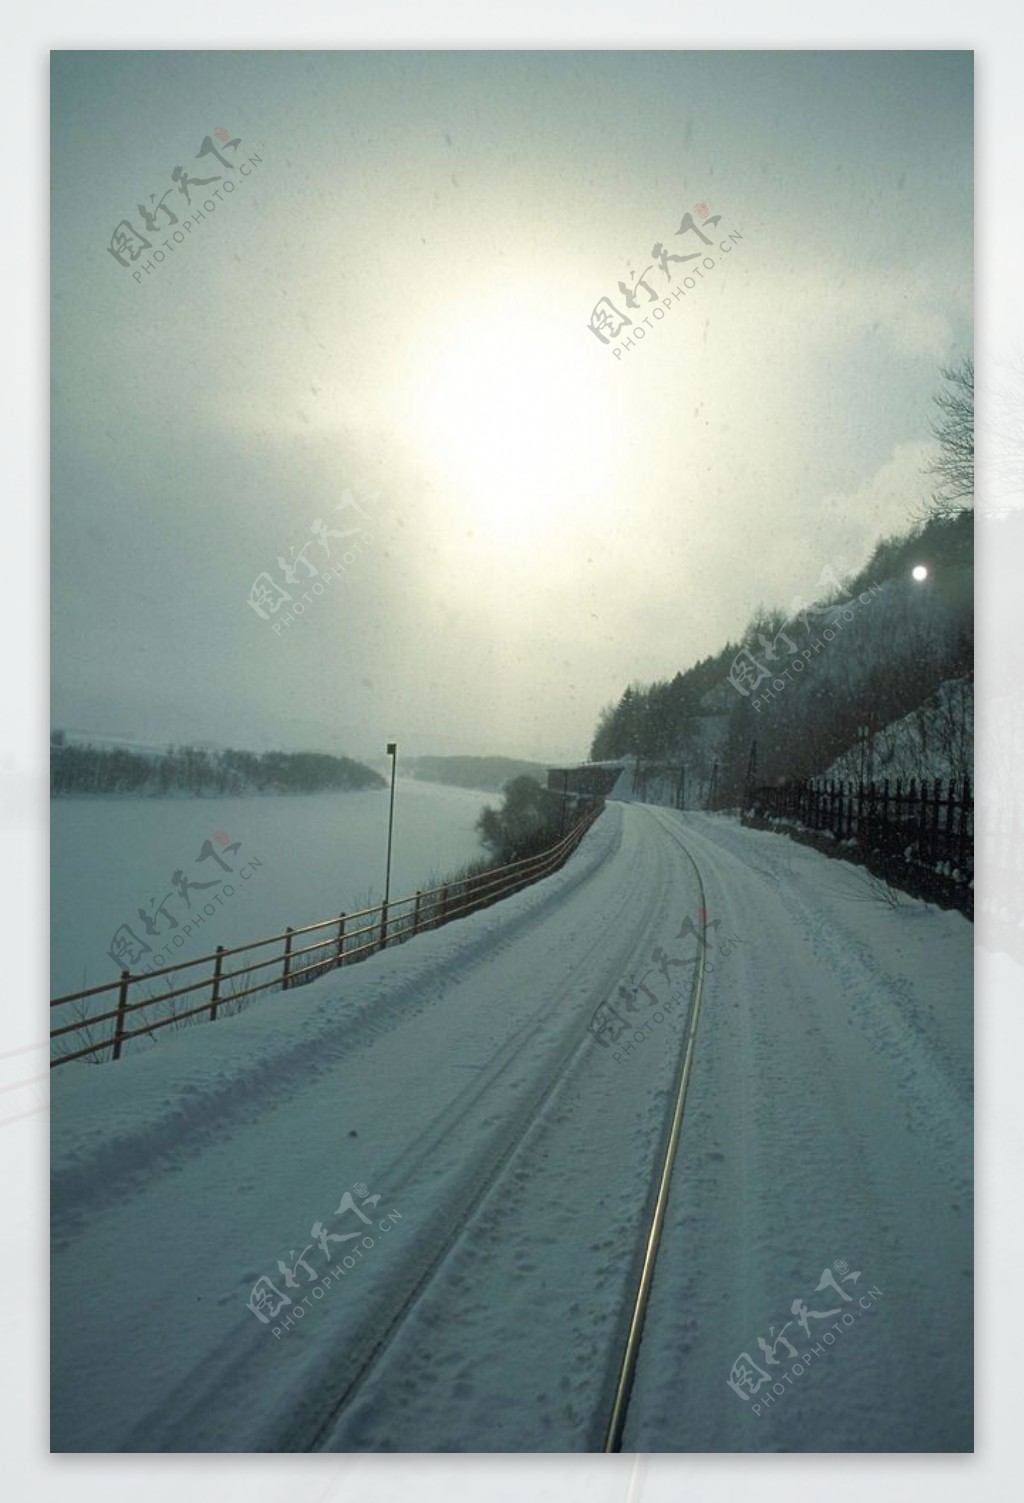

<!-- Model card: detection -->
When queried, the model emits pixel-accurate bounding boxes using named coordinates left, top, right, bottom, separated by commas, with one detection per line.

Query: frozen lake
left=50, top=779, right=492, bottom=1000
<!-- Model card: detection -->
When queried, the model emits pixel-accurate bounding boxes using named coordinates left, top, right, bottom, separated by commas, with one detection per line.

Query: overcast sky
left=50, top=49, right=972, bottom=765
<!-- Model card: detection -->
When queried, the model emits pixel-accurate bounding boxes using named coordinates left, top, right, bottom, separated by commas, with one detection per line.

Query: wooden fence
left=50, top=800, right=605, bottom=1068
left=745, top=776, right=972, bottom=874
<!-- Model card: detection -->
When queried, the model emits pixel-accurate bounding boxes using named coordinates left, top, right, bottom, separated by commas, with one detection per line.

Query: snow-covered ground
left=50, top=779, right=492, bottom=1000
left=50, top=800, right=972, bottom=1452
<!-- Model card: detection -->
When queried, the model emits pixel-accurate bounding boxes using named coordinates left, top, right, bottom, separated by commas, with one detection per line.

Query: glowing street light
left=912, top=564, right=929, bottom=582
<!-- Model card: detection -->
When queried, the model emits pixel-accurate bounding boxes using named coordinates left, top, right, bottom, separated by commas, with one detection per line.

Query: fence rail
left=50, top=801, right=605, bottom=1069
left=745, top=776, right=973, bottom=873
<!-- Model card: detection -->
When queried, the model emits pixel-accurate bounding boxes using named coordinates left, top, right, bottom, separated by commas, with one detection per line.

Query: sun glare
left=405, top=294, right=619, bottom=551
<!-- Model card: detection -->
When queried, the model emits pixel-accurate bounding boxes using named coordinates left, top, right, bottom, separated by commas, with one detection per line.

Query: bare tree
left=926, top=356, right=974, bottom=519
left=930, top=676, right=973, bottom=789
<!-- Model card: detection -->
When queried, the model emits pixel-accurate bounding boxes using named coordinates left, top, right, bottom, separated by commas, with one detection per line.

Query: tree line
left=50, top=738, right=386, bottom=797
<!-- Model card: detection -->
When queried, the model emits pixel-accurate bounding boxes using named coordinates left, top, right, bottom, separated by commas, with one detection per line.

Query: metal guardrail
left=50, top=801, right=605, bottom=1068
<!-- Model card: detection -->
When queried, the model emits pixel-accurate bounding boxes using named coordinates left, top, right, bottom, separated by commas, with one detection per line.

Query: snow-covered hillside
left=824, top=676, right=973, bottom=787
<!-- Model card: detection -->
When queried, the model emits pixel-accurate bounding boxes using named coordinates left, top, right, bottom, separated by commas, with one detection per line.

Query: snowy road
left=51, top=801, right=972, bottom=1453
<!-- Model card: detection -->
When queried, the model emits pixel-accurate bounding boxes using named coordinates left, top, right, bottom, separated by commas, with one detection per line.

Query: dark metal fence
left=50, top=801, right=605, bottom=1068
left=745, top=776, right=972, bottom=873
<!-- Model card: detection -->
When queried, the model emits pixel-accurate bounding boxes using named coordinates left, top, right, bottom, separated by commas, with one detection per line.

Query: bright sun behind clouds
left=402, top=284, right=623, bottom=556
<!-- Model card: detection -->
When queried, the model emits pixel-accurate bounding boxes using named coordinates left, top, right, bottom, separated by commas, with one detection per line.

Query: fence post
left=379, top=900, right=389, bottom=953
left=439, top=885, right=449, bottom=927
left=335, top=913, right=346, bottom=967
left=282, top=927, right=294, bottom=991
left=960, top=776, right=971, bottom=870
left=112, top=969, right=131, bottom=1062
left=412, top=891, right=422, bottom=936
left=209, top=944, right=225, bottom=1022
